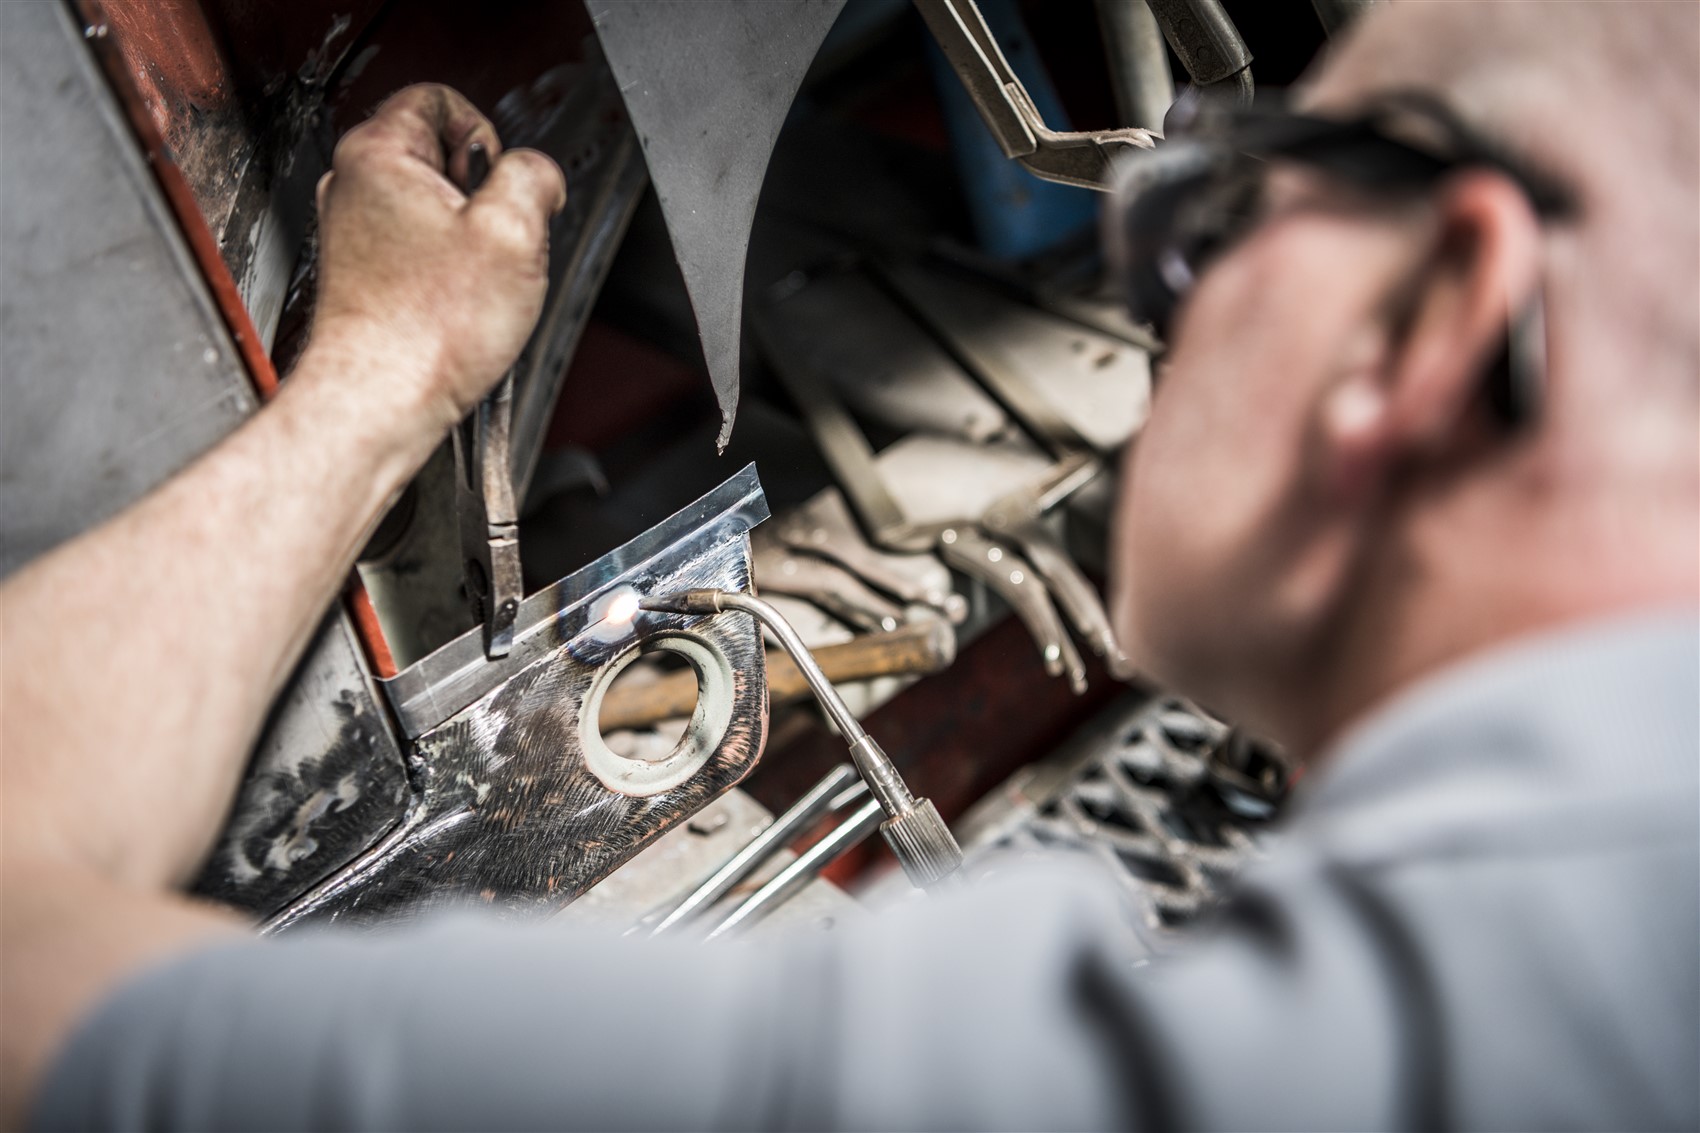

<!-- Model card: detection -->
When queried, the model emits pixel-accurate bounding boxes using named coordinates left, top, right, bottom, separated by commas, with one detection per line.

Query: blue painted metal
left=927, top=0, right=1097, bottom=260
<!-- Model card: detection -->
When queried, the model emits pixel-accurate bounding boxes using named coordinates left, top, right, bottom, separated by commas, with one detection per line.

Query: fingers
left=309, top=83, right=565, bottom=422
left=335, top=84, right=500, bottom=186
left=466, top=148, right=569, bottom=231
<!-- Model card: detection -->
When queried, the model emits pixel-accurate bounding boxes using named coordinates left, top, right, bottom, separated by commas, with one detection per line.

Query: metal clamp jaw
left=915, top=0, right=1156, bottom=190
left=453, top=374, right=522, bottom=659
left=451, top=141, right=523, bottom=662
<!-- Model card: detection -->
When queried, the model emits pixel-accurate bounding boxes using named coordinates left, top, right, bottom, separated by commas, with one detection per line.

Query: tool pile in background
left=546, top=0, right=1339, bottom=935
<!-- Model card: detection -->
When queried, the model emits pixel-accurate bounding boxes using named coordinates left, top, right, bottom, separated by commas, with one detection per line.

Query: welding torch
left=639, top=588, right=964, bottom=890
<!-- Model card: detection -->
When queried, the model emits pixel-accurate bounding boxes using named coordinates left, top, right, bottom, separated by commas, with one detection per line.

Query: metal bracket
left=264, top=466, right=774, bottom=930
left=386, top=464, right=770, bottom=740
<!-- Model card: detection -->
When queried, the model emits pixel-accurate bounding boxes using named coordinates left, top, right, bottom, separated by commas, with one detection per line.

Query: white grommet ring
left=580, top=631, right=735, bottom=797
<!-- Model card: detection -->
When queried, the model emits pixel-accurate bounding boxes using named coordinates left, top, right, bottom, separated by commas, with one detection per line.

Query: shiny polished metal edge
left=382, top=463, right=770, bottom=738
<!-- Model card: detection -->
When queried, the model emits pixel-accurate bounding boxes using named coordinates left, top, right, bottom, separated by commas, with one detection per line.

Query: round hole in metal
left=580, top=631, right=734, bottom=797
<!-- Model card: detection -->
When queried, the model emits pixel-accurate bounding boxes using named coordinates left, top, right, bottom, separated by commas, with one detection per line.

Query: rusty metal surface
left=81, top=0, right=646, bottom=491
left=76, top=0, right=268, bottom=246
left=73, top=0, right=373, bottom=348
left=192, top=612, right=411, bottom=914
left=74, top=0, right=401, bottom=686
left=76, top=0, right=382, bottom=224
left=265, top=468, right=773, bottom=930
left=63, top=0, right=664, bottom=920
left=209, top=472, right=772, bottom=924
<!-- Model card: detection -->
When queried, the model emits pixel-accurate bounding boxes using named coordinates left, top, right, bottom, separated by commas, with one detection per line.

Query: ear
left=1378, top=171, right=1545, bottom=451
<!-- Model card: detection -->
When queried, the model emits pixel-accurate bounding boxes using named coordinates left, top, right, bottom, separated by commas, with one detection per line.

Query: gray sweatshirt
left=33, top=612, right=1699, bottom=1131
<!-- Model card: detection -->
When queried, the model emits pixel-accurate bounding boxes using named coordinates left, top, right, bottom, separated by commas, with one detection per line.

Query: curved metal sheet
left=588, top=0, right=847, bottom=448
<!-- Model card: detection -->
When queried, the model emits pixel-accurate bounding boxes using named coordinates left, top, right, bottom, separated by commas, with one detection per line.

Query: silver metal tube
left=649, top=765, right=864, bottom=936
left=716, top=592, right=918, bottom=815
left=1095, top=0, right=1173, bottom=134
left=846, top=734, right=918, bottom=822
left=704, top=797, right=886, bottom=940
left=716, top=591, right=867, bottom=741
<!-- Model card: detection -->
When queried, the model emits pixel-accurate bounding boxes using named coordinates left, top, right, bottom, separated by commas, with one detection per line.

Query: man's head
left=1108, top=1, right=1699, bottom=754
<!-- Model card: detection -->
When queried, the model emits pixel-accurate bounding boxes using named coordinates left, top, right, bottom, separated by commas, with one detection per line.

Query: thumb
left=468, top=147, right=567, bottom=223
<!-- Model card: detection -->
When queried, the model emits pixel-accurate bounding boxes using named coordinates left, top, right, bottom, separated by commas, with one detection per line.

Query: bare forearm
left=0, top=84, right=565, bottom=1123
left=0, top=347, right=442, bottom=888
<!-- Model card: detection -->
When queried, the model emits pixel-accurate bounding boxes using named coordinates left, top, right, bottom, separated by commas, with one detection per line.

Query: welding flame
left=565, top=586, right=644, bottom=661
left=605, top=590, right=641, bottom=626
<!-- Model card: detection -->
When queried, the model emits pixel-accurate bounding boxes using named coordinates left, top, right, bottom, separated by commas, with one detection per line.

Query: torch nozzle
left=643, top=586, right=963, bottom=889
left=638, top=589, right=726, bottom=615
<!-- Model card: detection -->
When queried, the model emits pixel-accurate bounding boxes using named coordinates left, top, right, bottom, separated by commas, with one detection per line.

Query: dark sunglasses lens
left=1117, top=158, right=1265, bottom=346
left=1118, top=176, right=1201, bottom=343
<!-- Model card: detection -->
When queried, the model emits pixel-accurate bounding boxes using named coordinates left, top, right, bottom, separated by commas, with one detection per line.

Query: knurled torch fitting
left=641, top=588, right=965, bottom=888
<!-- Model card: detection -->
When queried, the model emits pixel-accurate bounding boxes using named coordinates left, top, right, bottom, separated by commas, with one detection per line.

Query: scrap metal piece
left=641, top=588, right=965, bottom=889
left=1033, top=287, right=1166, bottom=355
left=759, top=268, right=1126, bottom=691
left=875, top=433, right=1054, bottom=528
left=770, top=270, right=1014, bottom=444
left=384, top=464, right=768, bottom=740
left=588, top=0, right=848, bottom=449
left=915, top=0, right=1155, bottom=190
left=881, top=262, right=1151, bottom=454
left=756, top=307, right=946, bottom=553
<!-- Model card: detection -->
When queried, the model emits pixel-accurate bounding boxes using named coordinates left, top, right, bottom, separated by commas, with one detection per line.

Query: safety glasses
left=1105, top=90, right=1577, bottom=348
